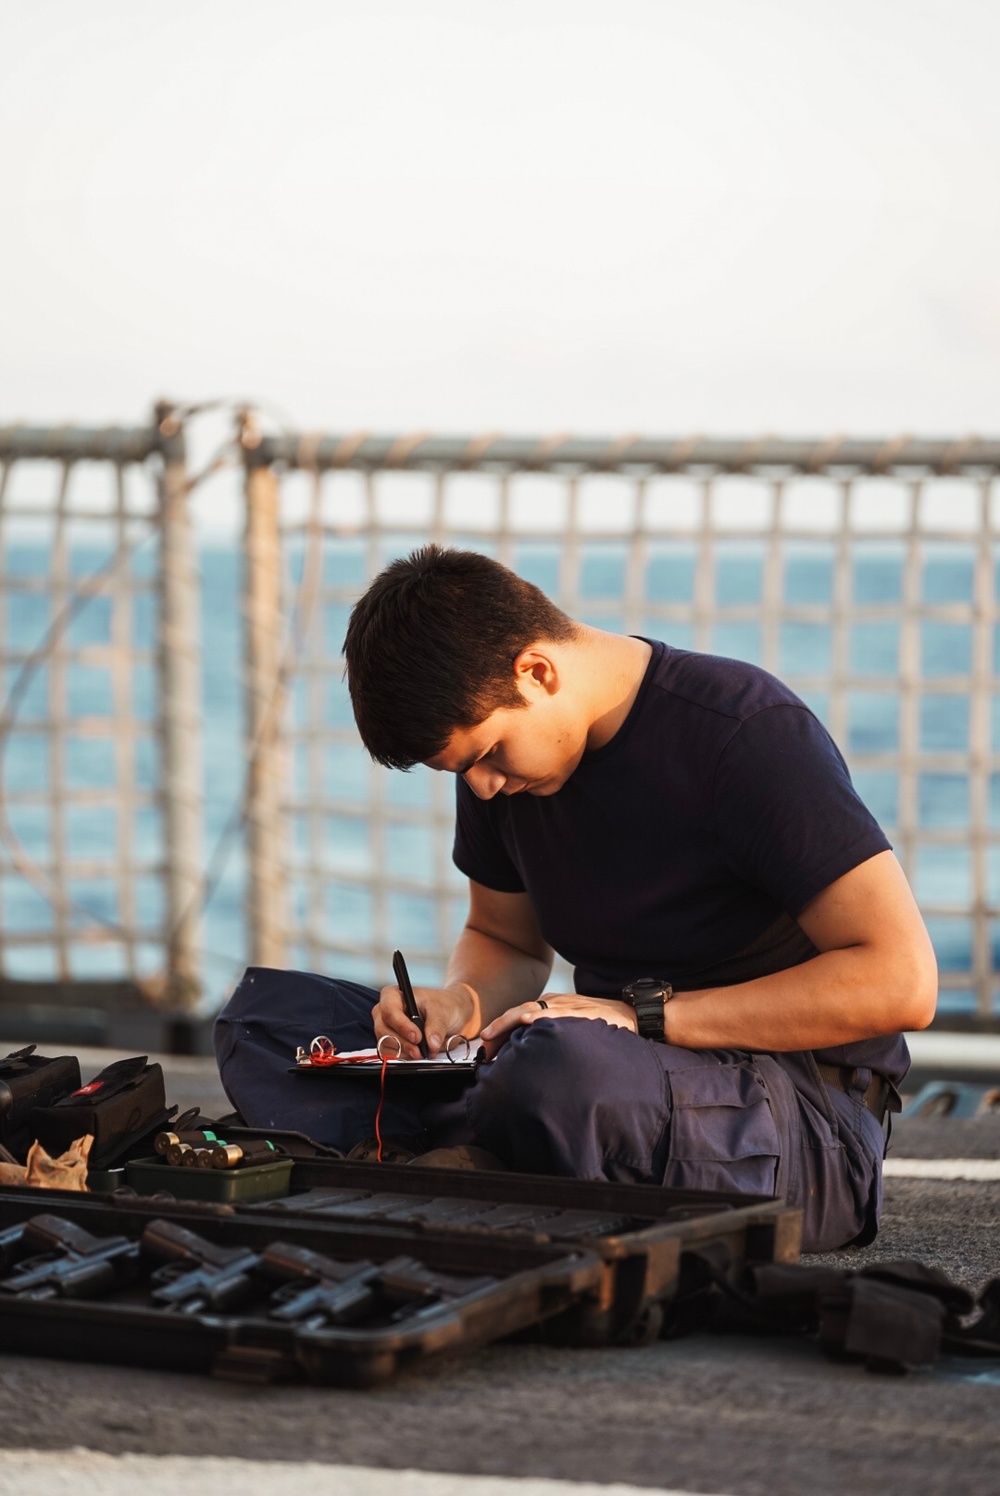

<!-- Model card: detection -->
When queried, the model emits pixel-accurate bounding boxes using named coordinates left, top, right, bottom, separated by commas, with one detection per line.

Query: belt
left=816, top=1062, right=892, bottom=1124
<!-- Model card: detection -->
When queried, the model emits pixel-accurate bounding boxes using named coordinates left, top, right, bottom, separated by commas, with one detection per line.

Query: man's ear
left=512, top=646, right=559, bottom=695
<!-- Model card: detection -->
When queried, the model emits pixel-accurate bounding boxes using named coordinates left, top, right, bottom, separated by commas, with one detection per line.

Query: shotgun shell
left=165, top=1142, right=192, bottom=1167
left=211, top=1145, right=243, bottom=1169
left=155, top=1132, right=180, bottom=1155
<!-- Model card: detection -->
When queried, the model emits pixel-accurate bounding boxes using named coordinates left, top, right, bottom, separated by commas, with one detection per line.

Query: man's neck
left=579, top=629, right=653, bottom=751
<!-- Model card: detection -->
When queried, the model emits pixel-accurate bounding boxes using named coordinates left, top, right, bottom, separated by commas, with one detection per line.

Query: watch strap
left=622, top=979, right=673, bottom=1042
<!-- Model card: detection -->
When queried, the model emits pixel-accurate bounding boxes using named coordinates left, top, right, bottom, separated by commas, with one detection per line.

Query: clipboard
left=292, top=1041, right=485, bottom=1079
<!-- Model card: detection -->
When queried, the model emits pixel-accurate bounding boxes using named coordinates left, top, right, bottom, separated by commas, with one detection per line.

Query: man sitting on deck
left=214, top=545, right=938, bottom=1252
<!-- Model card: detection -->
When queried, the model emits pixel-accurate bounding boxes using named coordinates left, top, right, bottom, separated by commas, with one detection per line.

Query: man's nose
left=463, top=763, right=505, bottom=799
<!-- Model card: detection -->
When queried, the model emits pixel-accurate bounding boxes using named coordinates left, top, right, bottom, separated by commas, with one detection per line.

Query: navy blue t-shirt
left=453, top=642, right=908, bottom=1085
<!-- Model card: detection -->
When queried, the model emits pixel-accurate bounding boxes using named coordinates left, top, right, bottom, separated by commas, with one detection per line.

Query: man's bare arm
left=373, top=881, right=552, bottom=1056
left=443, top=882, right=553, bottom=1037
left=664, top=851, right=938, bottom=1051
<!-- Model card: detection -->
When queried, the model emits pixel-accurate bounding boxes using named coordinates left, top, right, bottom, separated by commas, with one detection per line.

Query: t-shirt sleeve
left=712, top=704, right=891, bottom=915
left=452, top=779, right=526, bottom=892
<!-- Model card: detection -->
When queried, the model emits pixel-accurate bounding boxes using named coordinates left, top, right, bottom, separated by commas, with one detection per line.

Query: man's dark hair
left=343, top=545, right=578, bottom=768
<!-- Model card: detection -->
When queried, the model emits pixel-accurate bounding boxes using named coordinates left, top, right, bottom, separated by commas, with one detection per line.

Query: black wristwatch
left=622, top=977, right=673, bottom=1041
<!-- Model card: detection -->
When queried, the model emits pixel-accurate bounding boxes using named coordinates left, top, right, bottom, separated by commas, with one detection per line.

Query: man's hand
left=373, top=981, right=477, bottom=1060
left=480, top=994, right=637, bottom=1058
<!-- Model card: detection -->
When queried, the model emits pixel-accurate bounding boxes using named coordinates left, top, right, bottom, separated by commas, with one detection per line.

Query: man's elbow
left=894, top=944, right=939, bottom=1032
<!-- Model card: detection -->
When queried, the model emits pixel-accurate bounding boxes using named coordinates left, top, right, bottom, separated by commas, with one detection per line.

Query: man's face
left=425, top=690, right=586, bottom=800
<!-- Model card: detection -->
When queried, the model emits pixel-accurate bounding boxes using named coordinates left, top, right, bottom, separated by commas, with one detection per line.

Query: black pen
left=392, top=949, right=429, bottom=1059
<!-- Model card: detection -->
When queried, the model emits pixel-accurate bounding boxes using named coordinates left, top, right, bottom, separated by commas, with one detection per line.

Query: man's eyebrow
left=452, top=743, right=498, bottom=776
left=427, top=752, right=477, bottom=775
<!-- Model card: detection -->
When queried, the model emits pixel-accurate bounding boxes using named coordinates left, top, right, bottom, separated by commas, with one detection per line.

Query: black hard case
left=1, top=1148, right=801, bottom=1351
left=261, top=1158, right=803, bottom=1347
left=0, top=1189, right=599, bottom=1388
left=0, top=1163, right=801, bottom=1381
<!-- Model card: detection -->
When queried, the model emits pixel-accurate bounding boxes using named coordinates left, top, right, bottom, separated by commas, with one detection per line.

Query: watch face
left=625, top=979, right=664, bottom=1002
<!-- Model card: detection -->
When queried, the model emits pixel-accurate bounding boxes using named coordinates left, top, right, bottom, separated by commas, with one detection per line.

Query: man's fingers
left=375, top=984, right=478, bottom=1060
left=481, top=1001, right=544, bottom=1038
left=479, top=1002, right=540, bottom=1057
left=374, top=987, right=424, bottom=1050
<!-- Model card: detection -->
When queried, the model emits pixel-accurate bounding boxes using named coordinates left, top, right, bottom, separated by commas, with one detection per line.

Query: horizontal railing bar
left=293, top=945, right=443, bottom=967
left=285, top=802, right=456, bottom=824
left=850, top=759, right=1000, bottom=771
left=0, top=859, right=165, bottom=877
left=0, top=723, right=159, bottom=740
left=0, top=425, right=162, bottom=463
left=282, top=526, right=1000, bottom=551
left=254, top=433, right=1000, bottom=476
left=0, top=651, right=158, bottom=670
left=0, top=931, right=163, bottom=947
left=291, top=869, right=464, bottom=898
left=287, top=607, right=994, bottom=631
left=1, top=801, right=160, bottom=813
left=289, top=597, right=994, bottom=619
left=0, top=577, right=157, bottom=594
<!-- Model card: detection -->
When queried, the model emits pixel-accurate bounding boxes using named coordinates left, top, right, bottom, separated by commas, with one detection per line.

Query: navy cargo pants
left=213, top=967, right=887, bottom=1253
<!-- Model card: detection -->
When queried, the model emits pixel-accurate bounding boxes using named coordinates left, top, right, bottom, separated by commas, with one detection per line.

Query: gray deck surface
left=1, top=1049, right=998, bottom=1495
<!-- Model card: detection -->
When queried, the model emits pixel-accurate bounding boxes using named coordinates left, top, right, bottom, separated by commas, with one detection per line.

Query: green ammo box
left=125, top=1154, right=293, bottom=1204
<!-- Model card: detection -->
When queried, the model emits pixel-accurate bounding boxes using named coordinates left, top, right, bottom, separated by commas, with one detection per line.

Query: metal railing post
left=155, top=402, right=203, bottom=1009
left=241, top=413, right=288, bottom=967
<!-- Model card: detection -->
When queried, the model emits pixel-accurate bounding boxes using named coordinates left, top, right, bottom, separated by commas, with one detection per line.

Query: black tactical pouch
left=31, top=1055, right=172, bottom=1170
left=0, top=1045, right=82, bottom=1161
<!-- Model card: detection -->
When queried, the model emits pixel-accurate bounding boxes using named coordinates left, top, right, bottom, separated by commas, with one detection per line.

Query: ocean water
left=1, top=536, right=993, bottom=1010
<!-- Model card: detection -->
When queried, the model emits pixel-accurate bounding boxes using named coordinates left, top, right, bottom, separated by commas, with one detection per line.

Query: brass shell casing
left=211, top=1144, right=244, bottom=1169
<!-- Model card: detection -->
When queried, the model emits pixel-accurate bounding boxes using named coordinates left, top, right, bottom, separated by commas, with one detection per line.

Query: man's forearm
left=446, top=924, right=552, bottom=1034
left=666, top=854, right=938, bottom=1051
left=666, top=944, right=936, bottom=1052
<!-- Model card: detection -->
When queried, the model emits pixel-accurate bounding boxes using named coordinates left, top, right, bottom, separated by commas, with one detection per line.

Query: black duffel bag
left=31, top=1054, right=172, bottom=1170
left=0, top=1045, right=82, bottom=1161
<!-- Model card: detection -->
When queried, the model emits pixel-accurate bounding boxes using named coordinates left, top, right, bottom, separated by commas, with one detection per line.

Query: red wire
left=374, top=1055, right=389, bottom=1162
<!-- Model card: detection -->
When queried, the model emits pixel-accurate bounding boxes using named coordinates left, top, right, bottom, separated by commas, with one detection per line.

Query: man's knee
left=468, top=1018, right=667, bottom=1178
left=213, top=969, right=381, bottom=1141
left=214, top=969, right=379, bottom=1071
left=473, top=1018, right=623, bottom=1111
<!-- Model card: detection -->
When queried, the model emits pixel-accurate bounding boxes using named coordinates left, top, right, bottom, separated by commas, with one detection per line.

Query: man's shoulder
left=648, top=644, right=806, bottom=726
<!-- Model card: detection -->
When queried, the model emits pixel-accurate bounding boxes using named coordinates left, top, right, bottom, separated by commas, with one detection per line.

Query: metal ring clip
left=445, top=1033, right=472, bottom=1063
left=377, top=1033, right=403, bottom=1059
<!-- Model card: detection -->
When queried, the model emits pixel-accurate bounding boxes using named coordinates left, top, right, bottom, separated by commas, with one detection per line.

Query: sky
left=2, top=0, right=999, bottom=439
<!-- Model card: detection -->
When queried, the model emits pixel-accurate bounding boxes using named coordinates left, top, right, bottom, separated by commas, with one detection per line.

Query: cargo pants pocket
left=661, top=1058, right=781, bottom=1198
